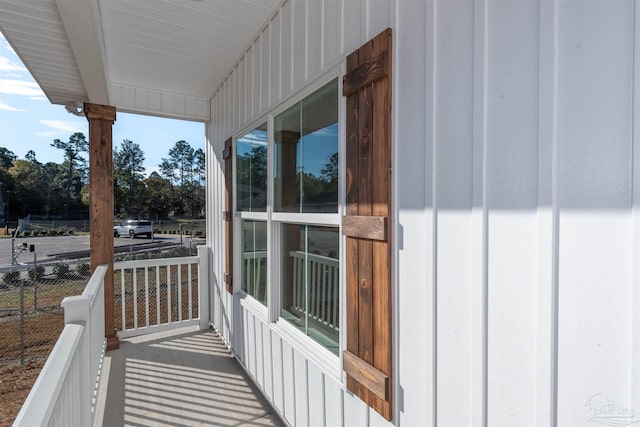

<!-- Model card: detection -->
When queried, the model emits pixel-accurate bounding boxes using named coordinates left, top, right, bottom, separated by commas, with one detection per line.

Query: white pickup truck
left=114, top=220, right=153, bottom=239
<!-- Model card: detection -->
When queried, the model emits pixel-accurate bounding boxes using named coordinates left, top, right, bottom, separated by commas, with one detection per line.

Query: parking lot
left=0, top=234, right=193, bottom=267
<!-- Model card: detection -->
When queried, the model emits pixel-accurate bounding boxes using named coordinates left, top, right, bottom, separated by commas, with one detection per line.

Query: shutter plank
left=343, top=28, right=393, bottom=421
left=357, top=37, right=374, bottom=368
left=371, top=28, right=393, bottom=419
left=345, top=47, right=360, bottom=356
left=343, top=351, right=389, bottom=400
left=342, top=215, right=387, bottom=241
left=342, top=51, right=388, bottom=97
left=345, top=45, right=363, bottom=398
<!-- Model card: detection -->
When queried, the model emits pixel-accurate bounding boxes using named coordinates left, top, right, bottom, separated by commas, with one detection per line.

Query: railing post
left=61, top=295, right=91, bottom=427
left=197, top=245, right=210, bottom=330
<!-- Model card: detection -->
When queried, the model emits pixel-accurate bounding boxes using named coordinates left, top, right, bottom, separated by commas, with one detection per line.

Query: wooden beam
left=85, top=102, right=118, bottom=350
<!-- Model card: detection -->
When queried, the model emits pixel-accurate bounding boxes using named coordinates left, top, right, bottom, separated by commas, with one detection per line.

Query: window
left=236, top=123, right=267, bottom=212
left=280, top=224, right=340, bottom=354
left=274, top=80, right=338, bottom=213
left=234, top=79, right=340, bottom=355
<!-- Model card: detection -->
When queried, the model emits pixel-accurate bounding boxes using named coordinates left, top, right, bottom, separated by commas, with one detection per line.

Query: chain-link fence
left=0, top=259, right=91, bottom=369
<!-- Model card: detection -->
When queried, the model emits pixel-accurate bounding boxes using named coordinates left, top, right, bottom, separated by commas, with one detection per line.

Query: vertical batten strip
left=471, top=0, right=489, bottom=425
left=632, top=0, right=640, bottom=418
left=536, top=0, right=560, bottom=425
left=550, top=0, right=560, bottom=424
left=428, top=0, right=438, bottom=424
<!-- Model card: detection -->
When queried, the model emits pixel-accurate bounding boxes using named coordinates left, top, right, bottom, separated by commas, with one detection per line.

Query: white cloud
left=29, top=96, right=47, bottom=102
left=0, top=79, right=44, bottom=97
left=36, top=120, right=85, bottom=137
left=0, top=56, right=26, bottom=73
left=0, top=100, right=26, bottom=111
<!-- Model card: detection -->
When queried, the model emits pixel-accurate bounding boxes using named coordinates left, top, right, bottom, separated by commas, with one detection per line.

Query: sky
left=0, top=33, right=204, bottom=177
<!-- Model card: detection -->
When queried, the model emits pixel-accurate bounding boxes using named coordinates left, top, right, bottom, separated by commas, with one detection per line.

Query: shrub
left=22, top=230, right=31, bottom=237
left=76, top=262, right=91, bottom=276
left=2, top=271, right=20, bottom=285
left=28, top=265, right=45, bottom=280
left=53, top=263, right=70, bottom=278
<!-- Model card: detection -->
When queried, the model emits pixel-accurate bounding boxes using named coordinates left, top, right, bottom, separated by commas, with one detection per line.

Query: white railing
left=289, top=251, right=340, bottom=331
left=13, top=265, right=108, bottom=427
left=243, top=250, right=267, bottom=301
left=115, top=245, right=209, bottom=338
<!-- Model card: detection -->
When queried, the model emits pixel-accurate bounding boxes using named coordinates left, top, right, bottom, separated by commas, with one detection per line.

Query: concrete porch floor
left=94, top=326, right=285, bottom=427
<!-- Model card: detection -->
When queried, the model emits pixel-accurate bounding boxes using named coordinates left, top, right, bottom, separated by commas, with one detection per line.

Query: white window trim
left=271, top=212, right=340, bottom=226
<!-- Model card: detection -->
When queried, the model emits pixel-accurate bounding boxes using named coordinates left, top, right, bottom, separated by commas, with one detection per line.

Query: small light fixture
left=64, top=101, right=84, bottom=116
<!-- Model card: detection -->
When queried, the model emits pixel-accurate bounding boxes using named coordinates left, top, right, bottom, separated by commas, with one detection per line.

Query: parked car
left=114, top=220, right=153, bottom=238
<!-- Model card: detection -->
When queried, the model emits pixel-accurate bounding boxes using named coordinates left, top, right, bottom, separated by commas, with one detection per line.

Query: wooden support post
left=84, top=103, right=118, bottom=350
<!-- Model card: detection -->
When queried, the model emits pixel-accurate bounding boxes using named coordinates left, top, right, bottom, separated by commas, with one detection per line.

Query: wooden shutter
left=342, top=28, right=393, bottom=421
left=223, top=137, right=233, bottom=293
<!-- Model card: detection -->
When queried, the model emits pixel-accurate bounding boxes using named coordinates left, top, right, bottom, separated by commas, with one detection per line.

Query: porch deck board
left=95, top=326, right=284, bottom=427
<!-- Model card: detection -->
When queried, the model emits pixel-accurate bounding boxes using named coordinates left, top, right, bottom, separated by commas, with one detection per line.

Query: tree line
left=0, top=133, right=205, bottom=220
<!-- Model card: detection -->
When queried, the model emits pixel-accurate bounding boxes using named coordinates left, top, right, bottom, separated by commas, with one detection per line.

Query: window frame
left=231, top=68, right=345, bottom=377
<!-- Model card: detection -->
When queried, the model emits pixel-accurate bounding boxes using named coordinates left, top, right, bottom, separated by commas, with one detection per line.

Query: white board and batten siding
left=207, top=0, right=640, bottom=426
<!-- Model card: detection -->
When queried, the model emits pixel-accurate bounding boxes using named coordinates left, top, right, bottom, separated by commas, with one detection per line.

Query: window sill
left=272, top=317, right=342, bottom=383
left=238, top=291, right=269, bottom=323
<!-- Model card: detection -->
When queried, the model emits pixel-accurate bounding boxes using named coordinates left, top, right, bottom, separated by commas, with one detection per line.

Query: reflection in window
left=241, top=220, right=267, bottom=305
left=280, top=224, right=339, bottom=354
left=236, top=123, right=268, bottom=212
left=274, top=79, right=338, bottom=213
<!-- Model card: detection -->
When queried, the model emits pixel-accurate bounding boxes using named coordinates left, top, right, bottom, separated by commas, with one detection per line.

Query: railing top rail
left=82, top=265, right=107, bottom=307
left=289, top=250, right=339, bottom=266
left=114, top=255, right=199, bottom=269
left=242, top=250, right=267, bottom=259
left=13, top=323, right=84, bottom=427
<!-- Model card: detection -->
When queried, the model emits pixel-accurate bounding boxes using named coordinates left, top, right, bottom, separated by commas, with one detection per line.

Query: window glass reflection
left=236, top=123, right=268, bottom=212
left=241, top=220, right=267, bottom=305
left=280, top=224, right=339, bottom=354
left=274, top=80, right=338, bottom=213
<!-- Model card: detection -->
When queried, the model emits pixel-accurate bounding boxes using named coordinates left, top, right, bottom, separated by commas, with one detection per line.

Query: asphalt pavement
left=0, top=234, right=189, bottom=267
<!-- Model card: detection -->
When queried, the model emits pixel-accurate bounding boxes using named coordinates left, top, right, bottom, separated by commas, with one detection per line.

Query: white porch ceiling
left=0, top=0, right=281, bottom=121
